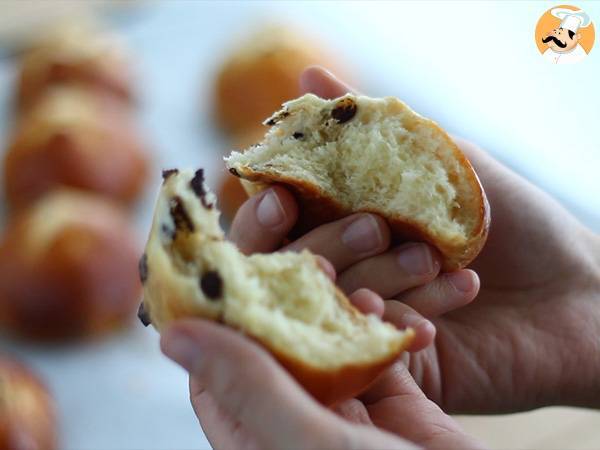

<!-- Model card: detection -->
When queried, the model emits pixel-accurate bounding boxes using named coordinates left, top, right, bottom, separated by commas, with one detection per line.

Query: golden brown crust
left=0, top=194, right=142, bottom=341
left=0, top=355, right=57, bottom=450
left=3, top=94, right=148, bottom=211
left=233, top=159, right=489, bottom=271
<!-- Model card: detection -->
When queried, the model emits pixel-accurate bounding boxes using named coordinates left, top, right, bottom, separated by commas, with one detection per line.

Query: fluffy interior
left=227, top=94, right=479, bottom=243
left=149, top=171, right=405, bottom=369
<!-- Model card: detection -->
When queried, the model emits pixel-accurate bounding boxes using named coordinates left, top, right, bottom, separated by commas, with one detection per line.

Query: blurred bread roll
left=0, top=355, right=57, bottom=450
left=0, top=190, right=142, bottom=341
left=16, top=21, right=134, bottom=110
left=3, top=87, right=148, bottom=210
left=214, top=25, right=347, bottom=136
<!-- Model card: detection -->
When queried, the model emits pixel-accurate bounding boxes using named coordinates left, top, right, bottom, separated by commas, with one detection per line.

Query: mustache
left=542, top=35, right=567, bottom=48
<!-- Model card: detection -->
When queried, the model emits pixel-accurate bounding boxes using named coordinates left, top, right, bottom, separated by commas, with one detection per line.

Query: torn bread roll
left=140, top=169, right=413, bottom=405
left=226, top=94, right=490, bottom=271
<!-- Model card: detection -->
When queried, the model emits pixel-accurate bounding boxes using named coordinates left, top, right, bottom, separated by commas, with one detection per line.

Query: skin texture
left=161, top=67, right=600, bottom=448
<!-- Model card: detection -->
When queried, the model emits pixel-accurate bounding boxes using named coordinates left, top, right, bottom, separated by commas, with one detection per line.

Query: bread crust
left=0, top=356, right=57, bottom=450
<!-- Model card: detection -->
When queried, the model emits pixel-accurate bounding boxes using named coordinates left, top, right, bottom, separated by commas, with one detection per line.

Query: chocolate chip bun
left=16, top=21, right=133, bottom=110
left=214, top=25, right=345, bottom=136
left=0, top=190, right=142, bottom=341
left=0, top=355, right=57, bottom=450
left=139, top=169, right=414, bottom=405
left=226, top=94, right=490, bottom=271
left=3, top=87, right=148, bottom=210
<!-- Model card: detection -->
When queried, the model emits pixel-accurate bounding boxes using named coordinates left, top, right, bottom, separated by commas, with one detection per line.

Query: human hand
left=161, top=312, right=483, bottom=450
left=299, top=66, right=600, bottom=413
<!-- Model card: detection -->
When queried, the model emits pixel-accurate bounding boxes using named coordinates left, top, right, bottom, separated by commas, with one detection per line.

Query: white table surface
left=0, top=2, right=598, bottom=450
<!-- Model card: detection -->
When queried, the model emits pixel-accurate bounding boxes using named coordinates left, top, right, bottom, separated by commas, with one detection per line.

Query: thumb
left=161, top=320, right=345, bottom=450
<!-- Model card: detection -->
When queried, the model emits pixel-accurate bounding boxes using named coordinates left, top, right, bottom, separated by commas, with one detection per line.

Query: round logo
left=535, top=4, right=595, bottom=64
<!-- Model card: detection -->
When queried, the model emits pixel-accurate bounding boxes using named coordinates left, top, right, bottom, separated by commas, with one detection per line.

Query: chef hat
left=551, top=8, right=591, bottom=33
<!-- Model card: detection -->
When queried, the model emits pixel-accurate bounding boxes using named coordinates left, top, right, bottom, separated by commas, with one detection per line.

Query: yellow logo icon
left=535, top=5, right=595, bottom=64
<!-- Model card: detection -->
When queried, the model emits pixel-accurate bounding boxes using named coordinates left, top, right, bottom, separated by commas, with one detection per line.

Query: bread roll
left=140, top=168, right=413, bottom=405
left=3, top=87, right=148, bottom=210
left=226, top=94, right=490, bottom=271
left=16, top=21, right=133, bottom=110
left=214, top=25, right=345, bottom=136
left=0, top=190, right=142, bottom=341
left=0, top=356, right=57, bottom=450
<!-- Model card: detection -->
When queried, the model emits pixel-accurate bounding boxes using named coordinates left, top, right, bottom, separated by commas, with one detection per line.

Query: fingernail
left=341, top=215, right=382, bottom=253
left=256, top=189, right=285, bottom=228
left=448, top=271, right=474, bottom=293
left=396, top=243, right=435, bottom=276
left=163, top=331, right=202, bottom=372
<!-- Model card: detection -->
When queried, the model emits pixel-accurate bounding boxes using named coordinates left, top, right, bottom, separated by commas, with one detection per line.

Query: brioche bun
left=16, top=21, right=133, bottom=110
left=0, top=190, right=142, bottom=341
left=214, top=25, right=345, bottom=136
left=226, top=94, right=489, bottom=271
left=3, top=87, right=148, bottom=210
left=140, top=169, right=413, bottom=405
left=0, top=355, right=57, bottom=450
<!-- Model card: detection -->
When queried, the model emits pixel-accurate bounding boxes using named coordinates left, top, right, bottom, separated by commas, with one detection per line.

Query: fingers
left=283, top=213, right=390, bottom=272
left=348, top=288, right=384, bottom=318
left=161, top=320, right=342, bottom=450
left=331, top=398, right=372, bottom=426
left=337, top=243, right=441, bottom=297
left=315, top=255, right=336, bottom=281
left=383, top=301, right=436, bottom=353
left=228, top=186, right=298, bottom=254
left=396, top=270, right=480, bottom=318
left=362, top=363, right=485, bottom=449
left=299, top=66, right=356, bottom=99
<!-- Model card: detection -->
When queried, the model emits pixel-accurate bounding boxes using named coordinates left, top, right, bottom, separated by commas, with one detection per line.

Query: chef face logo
left=535, top=5, right=595, bottom=64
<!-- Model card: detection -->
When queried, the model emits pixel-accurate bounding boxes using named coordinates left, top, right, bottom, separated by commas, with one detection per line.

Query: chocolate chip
left=161, top=223, right=175, bottom=240
left=170, top=196, right=194, bottom=233
left=331, top=98, right=357, bottom=123
left=266, top=110, right=290, bottom=126
left=162, top=169, right=178, bottom=182
left=189, top=169, right=213, bottom=209
left=137, top=302, right=151, bottom=327
left=200, top=271, right=223, bottom=300
left=138, top=254, right=148, bottom=283
left=292, top=132, right=304, bottom=139
left=228, top=167, right=240, bottom=177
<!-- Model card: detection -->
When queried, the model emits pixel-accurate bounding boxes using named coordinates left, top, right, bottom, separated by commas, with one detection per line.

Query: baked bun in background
left=3, top=87, right=149, bottom=210
left=16, top=21, right=134, bottom=111
left=214, top=25, right=347, bottom=137
left=0, top=190, right=142, bottom=341
left=139, top=169, right=413, bottom=405
left=226, top=94, right=490, bottom=271
left=0, top=355, right=57, bottom=450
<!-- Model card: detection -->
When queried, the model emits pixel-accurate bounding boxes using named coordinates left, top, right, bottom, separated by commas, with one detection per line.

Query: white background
left=0, top=1, right=598, bottom=449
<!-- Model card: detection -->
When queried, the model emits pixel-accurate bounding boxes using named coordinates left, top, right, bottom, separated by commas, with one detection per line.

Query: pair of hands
left=161, top=67, right=600, bottom=449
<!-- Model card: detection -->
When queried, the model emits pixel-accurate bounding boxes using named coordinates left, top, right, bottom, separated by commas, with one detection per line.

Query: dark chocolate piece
left=266, top=110, right=290, bottom=126
left=162, top=169, right=179, bottom=182
left=189, top=169, right=213, bottom=209
left=137, top=302, right=151, bottom=327
left=169, top=196, right=194, bottom=233
left=138, top=254, right=148, bottom=283
left=292, top=132, right=304, bottom=139
left=200, top=271, right=223, bottom=300
left=228, top=167, right=240, bottom=177
left=331, top=98, right=357, bottom=123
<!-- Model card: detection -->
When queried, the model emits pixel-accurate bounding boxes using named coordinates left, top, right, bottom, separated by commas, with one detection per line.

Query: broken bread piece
left=226, top=94, right=490, bottom=271
left=140, top=168, right=413, bottom=405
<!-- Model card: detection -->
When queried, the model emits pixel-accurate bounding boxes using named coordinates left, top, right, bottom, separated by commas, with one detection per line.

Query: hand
left=300, top=67, right=600, bottom=413
left=161, top=313, right=483, bottom=450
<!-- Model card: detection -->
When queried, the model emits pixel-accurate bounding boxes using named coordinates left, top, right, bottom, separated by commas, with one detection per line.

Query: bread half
left=226, top=94, right=490, bottom=270
left=140, top=169, right=413, bottom=405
